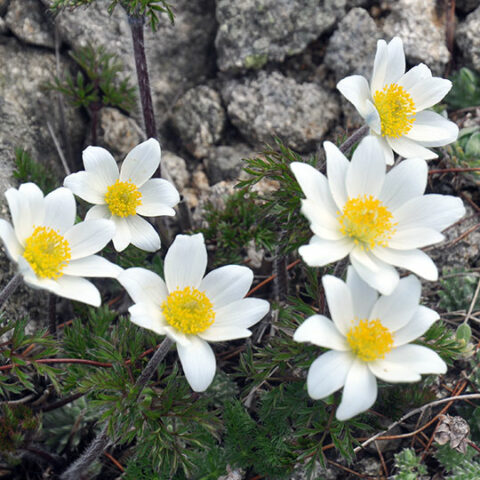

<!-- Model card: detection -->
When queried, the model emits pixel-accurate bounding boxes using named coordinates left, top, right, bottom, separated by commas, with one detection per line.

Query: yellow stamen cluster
left=347, top=318, right=394, bottom=362
left=162, top=287, right=215, bottom=335
left=373, top=83, right=416, bottom=138
left=105, top=179, right=142, bottom=217
left=338, top=195, right=396, bottom=250
left=23, top=226, right=71, bottom=279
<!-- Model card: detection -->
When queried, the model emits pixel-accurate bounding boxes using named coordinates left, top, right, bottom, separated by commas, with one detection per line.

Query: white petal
left=119, top=138, right=160, bottom=187
left=199, top=265, right=253, bottom=309
left=63, top=171, right=106, bottom=204
left=336, top=360, right=378, bottom=421
left=371, top=39, right=388, bottom=95
left=346, top=136, right=386, bottom=198
left=85, top=204, right=111, bottom=221
left=290, top=161, right=339, bottom=217
left=63, top=255, right=122, bottom=278
left=387, top=136, right=437, bottom=160
left=389, top=227, right=444, bottom=250
left=336, top=75, right=374, bottom=119
left=375, top=135, right=394, bottom=165
left=301, top=199, right=343, bottom=240
left=164, top=233, right=207, bottom=291
left=128, top=302, right=167, bottom=335
left=65, top=219, right=115, bottom=260
left=406, top=111, right=459, bottom=146
left=346, top=266, right=378, bottom=320
left=177, top=336, right=216, bottom=392
left=369, top=275, right=421, bottom=331
left=82, top=146, right=119, bottom=190
left=408, top=77, right=452, bottom=112
left=394, top=194, right=465, bottom=232
left=322, top=275, right=354, bottom=336
left=111, top=216, right=132, bottom=252
left=381, top=344, right=446, bottom=375
left=394, top=306, right=439, bottom=346
left=324, top=142, right=349, bottom=209
left=299, top=236, right=353, bottom=267
left=212, top=298, right=269, bottom=329
left=350, top=248, right=399, bottom=295
left=49, top=275, right=101, bottom=306
left=164, top=326, right=191, bottom=347
left=136, top=178, right=179, bottom=217
left=118, top=267, right=168, bottom=307
left=43, top=187, right=76, bottom=234
left=126, top=215, right=160, bottom=252
left=368, top=358, right=421, bottom=383
left=373, top=247, right=438, bottom=281
left=384, top=37, right=406, bottom=85
left=398, top=64, right=432, bottom=92
left=379, top=158, right=427, bottom=212
left=0, top=219, right=23, bottom=261
left=198, top=325, right=252, bottom=342
left=307, top=351, right=353, bottom=400
left=293, top=315, right=349, bottom=350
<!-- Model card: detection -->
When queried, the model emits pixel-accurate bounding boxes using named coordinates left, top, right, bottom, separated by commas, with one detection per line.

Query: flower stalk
left=339, top=124, right=369, bottom=154
left=0, top=272, right=22, bottom=308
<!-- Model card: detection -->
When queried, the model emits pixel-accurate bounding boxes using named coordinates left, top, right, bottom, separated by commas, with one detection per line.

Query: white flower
left=118, top=233, right=270, bottom=392
left=0, top=183, right=121, bottom=306
left=64, top=138, right=180, bottom=252
left=337, top=37, right=458, bottom=164
left=291, top=135, right=465, bottom=295
left=294, top=268, right=446, bottom=421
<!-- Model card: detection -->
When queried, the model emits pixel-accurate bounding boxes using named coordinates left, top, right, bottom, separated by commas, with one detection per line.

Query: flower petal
left=369, top=275, right=421, bottom=331
left=307, top=351, right=353, bottom=400
left=336, top=359, right=377, bottom=421
left=381, top=344, right=446, bottom=375
left=398, top=64, right=432, bottom=91
left=384, top=37, right=406, bottom=85
left=373, top=247, right=438, bottom=281
left=177, top=336, right=216, bottom=392
left=406, top=111, right=459, bottom=146
left=43, top=187, right=76, bottom=234
left=48, top=275, right=101, bottom=306
left=129, top=302, right=167, bottom=335
left=126, top=215, right=161, bottom=252
left=324, top=141, right=349, bottom=209
left=212, top=298, right=269, bottom=329
left=63, top=255, right=122, bottom=278
left=82, top=146, right=119, bottom=190
left=85, top=204, right=111, bottom=221
left=294, top=315, right=349, bottom=350
left=63, top=171, right=106, bottom=204
left=164, top=233, right=207, bottom=291
left=64, top=219, right=115, bottom=260
left=164, top=326, right=190, bottom=347
left=336, top=75, right=373, bottom=119
left=0, top=219, right=23, bottom=261
left=301, top=199, right=343, bottom=240
left=118, top=267, right=168, bottom=307
left=379, top=158, right=427, bottom=212
left=387, top=136, right=437, bottom=160
left=389, top=227, right=444, bottom=250
left=393, top=306, right=439, bottom=346
left=119, top=138, right=160, bottom=187
left=408, top=77, right=452, bottom=112
left=375, top=135, right=394, bottom=165
left=111, top=216, right=132, bottom=252
left=346, top=136, right=386, bottom=198
left=371, top=39, right=388, bottom=95
left=136, top=178, right=179, bottom=217
left=200, top=265, right=253, bottom=309
left=322, top=275, right=354, bottom=336
left=299, top=236, right=353, bottom=267
left=346, top=266, right=378, bottom=320
left=368, top=358, right=421, bottom=383
left=198, top=325, right=252, bottom=342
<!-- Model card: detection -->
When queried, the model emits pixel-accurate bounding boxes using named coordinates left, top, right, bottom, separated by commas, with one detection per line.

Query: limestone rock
left=223, top=71, right=339, bottom=152
left=0, top=0, right=9, bottom=16
left=204, top=143, right=252, bottom=185
left=215, top=0, right=345, bottom=72
left=457, top=6, right=480, bottom=71
left=161, top=151, right=189, bottom=191
left=171, top=86, right=226, bottom=159
left=0, top=16, right=7, bottom=34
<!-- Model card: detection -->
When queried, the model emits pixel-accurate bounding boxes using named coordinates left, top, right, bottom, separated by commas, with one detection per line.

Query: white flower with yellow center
left=291, top=136, right=465, bottom=295
left=294, top=268, right=446, bottom=421
left=337, top=37, right=458, bottom=164
left=118, top=233, right=270, bottom=392
left=64, top=138, right=180, bottom=252
left=0, top=183, right=121, bottom=306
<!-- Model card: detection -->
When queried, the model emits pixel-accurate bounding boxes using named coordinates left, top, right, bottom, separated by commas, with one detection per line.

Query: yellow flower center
left=104, top=180, right=142, bottom=217
left=373, top=83, right=416, bottom=138
left=23, top=226, right=71, bottom=279
left=347, top=318, right=394, bottom=362
left=162, top=287, right=215, bottom=335
left=338, top=195, right=396, bottom=250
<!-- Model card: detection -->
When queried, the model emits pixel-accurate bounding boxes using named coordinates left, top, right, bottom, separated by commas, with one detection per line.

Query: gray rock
left=161, top=151, right=189, bottom=191
left=457, top=6, right=480, bottom=71
left=6, top=0, right=54, bottom=48
left=204, top=143, right=252, bottom=184
left=171, top=86, right=226, bottom=159
left=0, top=16, right=7, bottom=34
left=215, top=0, right=345, bottom=72
left=325, top=8, right=381, bottom=81
left=0, top=0, right=9, bottom=16
left=456, top=0, right=479, bottom=13
left=224, top=71, right=340, bottom=152
left=383, top=0, right=450, bottom=75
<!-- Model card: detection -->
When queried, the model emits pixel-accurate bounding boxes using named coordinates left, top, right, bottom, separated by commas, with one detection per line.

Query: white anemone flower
left=291, top=135, right=465, bottom=295
left=337, top=37, right=458, bottom=164
left=0, top=183, right=121, bottom=306
left=64, top=138, right=180, bottom=252
left=118, top=233, right=270, bottom=392
left=294, top=268, right=446, bottom=421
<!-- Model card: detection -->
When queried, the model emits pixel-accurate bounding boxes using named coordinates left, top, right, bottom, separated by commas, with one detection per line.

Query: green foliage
left=448, top=127, right=480, bottom=183
left=393, top=448, right=428, bottom=480
left=435, top=444, right=480, bottom=480
left=46, top=44, right=136, bottom=113
left=0, top=404, right=40, bottom=453
left=446, top=68, right=480, bottom=110
left=438, top=268, right=480, bottom=312
left=13, top=148, right=57, bottom=194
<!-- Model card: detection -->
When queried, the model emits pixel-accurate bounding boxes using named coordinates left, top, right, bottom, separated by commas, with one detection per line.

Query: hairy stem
left=339, top=125, right=369, bottom=154
left=48, top=294, right=57, bottom=337
left=0, top=272, right=22, bottom=308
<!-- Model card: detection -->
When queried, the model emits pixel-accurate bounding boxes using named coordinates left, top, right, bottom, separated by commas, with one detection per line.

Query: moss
left=244, top=53, right=268, bottom=70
